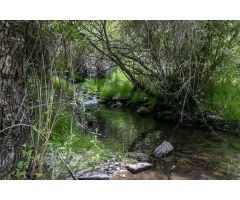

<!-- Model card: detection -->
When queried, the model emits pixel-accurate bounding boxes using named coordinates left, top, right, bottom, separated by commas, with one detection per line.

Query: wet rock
left=84, top=96, right=98, bottom=107
left=154, top=141, right=174, bottom=158
left=126, top=162, right=153, bottom=174
left=128, top=152, right=150, bottom=162
left=69, top=156, right=127, bottom=180
left=111, top=101, right=123, bottom=108
left=78, top=174, right=110, bottom=180
left=112, top=171, right=169, bottom=180
left=116, top=101, right=123, bottom=108
left=112, top=96, right=119, bottom=101
left=136, top=106, right=150, bottom=115
left=206, top=114, right=223, bottom=122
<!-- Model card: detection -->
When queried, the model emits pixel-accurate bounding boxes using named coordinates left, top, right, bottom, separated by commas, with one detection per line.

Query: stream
left=88, top=104, right=240, bottom=180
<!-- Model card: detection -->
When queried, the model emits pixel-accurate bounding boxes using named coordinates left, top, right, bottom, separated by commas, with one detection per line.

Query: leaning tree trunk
left=0, top=21, right=31, bottom=179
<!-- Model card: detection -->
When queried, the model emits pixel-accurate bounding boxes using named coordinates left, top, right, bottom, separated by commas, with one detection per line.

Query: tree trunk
left=0, top=21, right=31, bottom=179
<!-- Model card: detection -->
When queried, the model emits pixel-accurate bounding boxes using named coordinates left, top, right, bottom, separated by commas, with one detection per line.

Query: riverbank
left=49, top=104, right=240, bottom=180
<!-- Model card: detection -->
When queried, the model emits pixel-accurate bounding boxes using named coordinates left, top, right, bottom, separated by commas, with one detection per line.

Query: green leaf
left=37, top=173, right=43, bottom=178
left=17, top=161, right=24, bottom=169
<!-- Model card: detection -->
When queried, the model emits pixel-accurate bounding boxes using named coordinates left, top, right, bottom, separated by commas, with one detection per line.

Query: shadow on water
left=90, top=104, right=240, bottom=180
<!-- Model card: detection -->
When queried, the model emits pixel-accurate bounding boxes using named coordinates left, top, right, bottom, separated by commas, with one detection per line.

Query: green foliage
left=15, top=149, right=33, bottom=179
left=129, top=89, right=157, bottom=109
left=51, top=111, right=78, bottom=143
left=82, top=21, right=240, bottom=113
left=145, top=96, right=158, bottom=110
left=130, top=89, right=146, bottom=104
left=48, top=21, right=88, bottom=45
left=99, top=70, right=133, bottom=99
left=81, top=78, right=98, bottom=95
left=81, top=69, right=157, bottom=109
left=52, top=76, right=75, bottom=95
left=200, top=65, right=240, bottom=121
left=49, top=111, right=113, bottom=177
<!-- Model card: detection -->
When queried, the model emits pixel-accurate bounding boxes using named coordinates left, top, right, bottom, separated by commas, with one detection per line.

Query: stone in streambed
left=126, top=162, right=153, bottom=174
left=136, top=106, right=150, bottom=115
left=78, top=174, right=110, bottom=180
left=154, top=141, right=174, bottom=158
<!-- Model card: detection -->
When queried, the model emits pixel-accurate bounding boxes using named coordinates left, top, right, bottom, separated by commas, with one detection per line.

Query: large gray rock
left=154, top=141, right=174, bottom=158
left=126, top=162, right=153, bottom=174
left=136, top=106, right=150, bottom=115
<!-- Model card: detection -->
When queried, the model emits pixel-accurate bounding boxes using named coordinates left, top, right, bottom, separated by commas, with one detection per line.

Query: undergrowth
left=99, top=69, right=133, bottom=99
left=82, top=69, right=158, bottom=109
left=200, top=66, right=240, bottom=121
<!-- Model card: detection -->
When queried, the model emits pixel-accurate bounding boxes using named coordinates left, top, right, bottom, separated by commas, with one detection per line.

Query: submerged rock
left=136, top=106, right=150, bottom=115
left=126, top=162, right=153, bottom=174
left=154, top=141, right=174, bottom=158
left=111, top=101, right=123, bottom=108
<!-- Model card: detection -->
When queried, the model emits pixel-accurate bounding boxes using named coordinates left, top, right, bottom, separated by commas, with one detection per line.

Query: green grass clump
left=130, top=89, right=146, bottom=104
left=49, top=110, right=119, bottom=176
left=51, top=111, right=108, bottom=154
left=200, top=66, right=240, bottom=121
left=81, top=78, right=105, bottom=95
left=99, top=70, right=133, bottom=100
left=201, top=81, right=240, bottom=121
left=130, top=89, right=157, bottom=109
left=81, top=78, right=97, bottom=94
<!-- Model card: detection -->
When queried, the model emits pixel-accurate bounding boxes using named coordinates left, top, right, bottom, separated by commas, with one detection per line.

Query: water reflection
left=91, top=105, right=240, bottom=179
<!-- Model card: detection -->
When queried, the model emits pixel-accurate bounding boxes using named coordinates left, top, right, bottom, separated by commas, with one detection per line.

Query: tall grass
left=81, top=69, right=158, bottom=109
left=99, top=69, right=133, bottom=100
left=200, top=66, right=240, bottom=121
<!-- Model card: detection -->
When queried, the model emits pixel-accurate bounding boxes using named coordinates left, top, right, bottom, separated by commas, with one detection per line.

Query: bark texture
left=0, top=21, right=30, bottom=179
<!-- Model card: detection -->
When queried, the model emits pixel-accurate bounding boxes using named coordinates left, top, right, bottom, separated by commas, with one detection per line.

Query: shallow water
left=91, top=105, right=240, bottom=180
